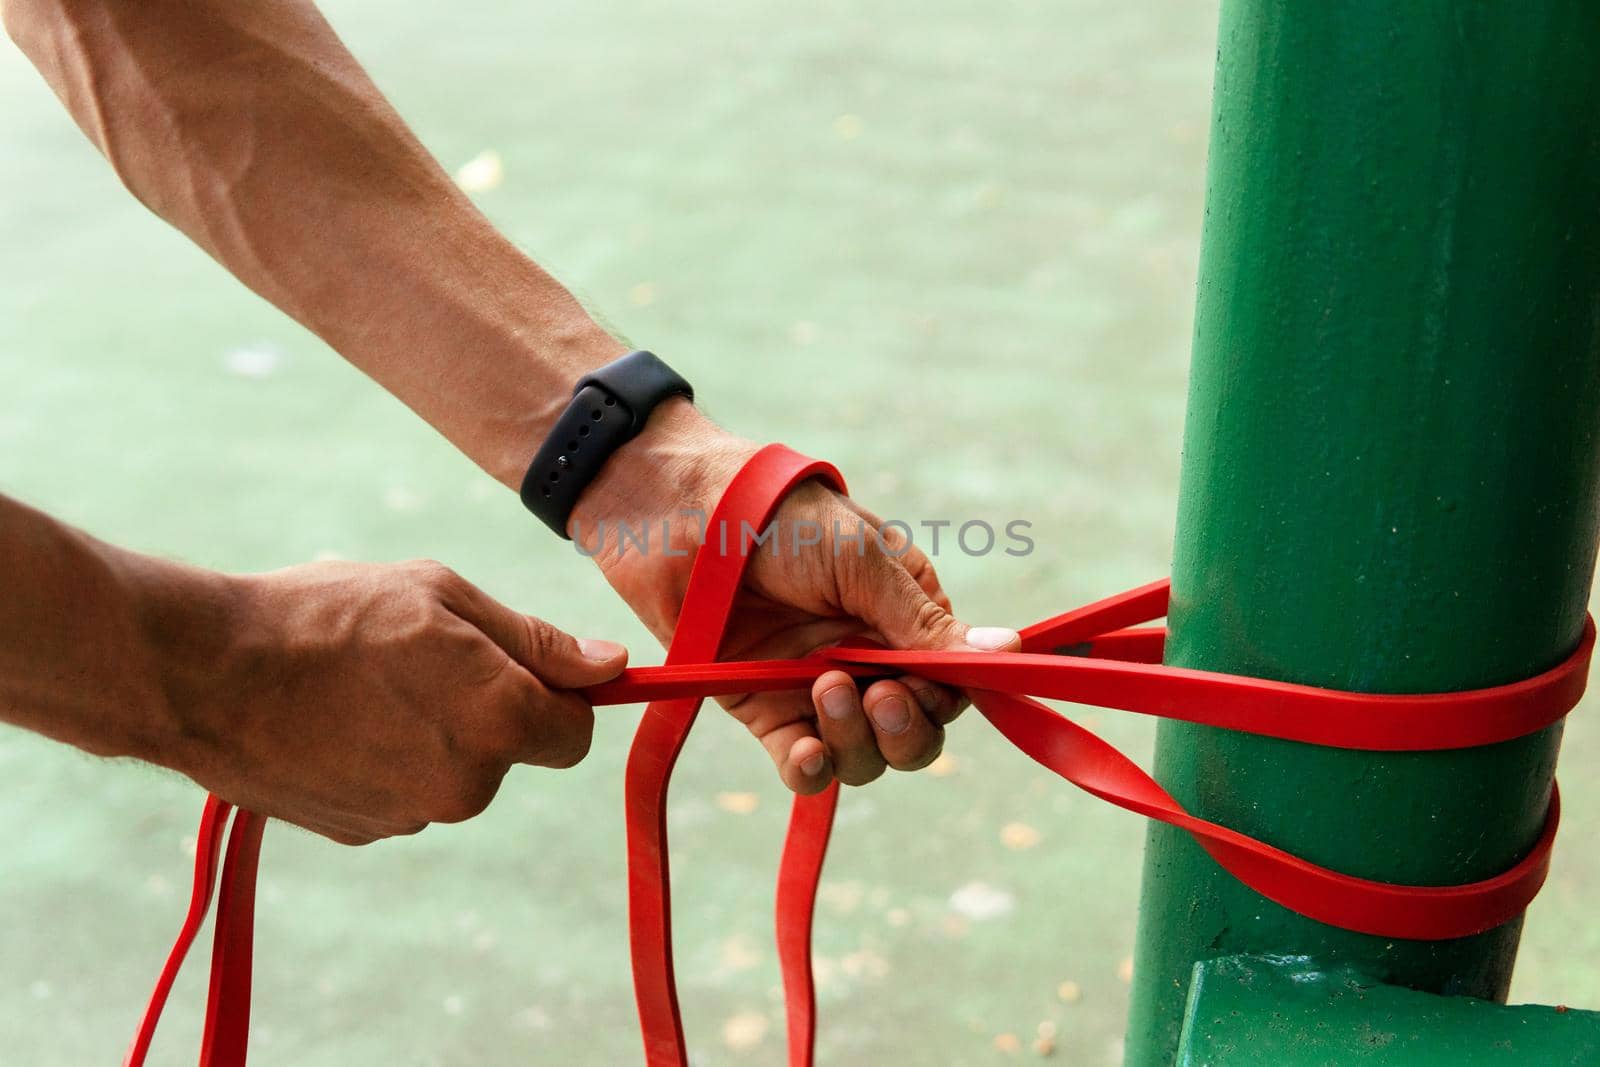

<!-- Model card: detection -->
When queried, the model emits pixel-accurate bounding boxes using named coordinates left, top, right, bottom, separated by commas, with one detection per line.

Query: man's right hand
left=158, top=559, right=626, bottom=845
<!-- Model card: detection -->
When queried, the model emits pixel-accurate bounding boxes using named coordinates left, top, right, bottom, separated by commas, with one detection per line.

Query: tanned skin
left=0, top=0, right=1019, bottom=843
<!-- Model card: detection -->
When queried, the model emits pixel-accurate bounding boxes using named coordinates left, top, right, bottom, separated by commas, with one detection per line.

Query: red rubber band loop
left=125, top=445, right=1589, bottom=1066
left=623, top=445, right=845, bottom=1066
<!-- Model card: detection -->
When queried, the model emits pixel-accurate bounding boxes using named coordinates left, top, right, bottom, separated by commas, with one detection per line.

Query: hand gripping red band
left=125, top=444, right=1591, bottom=1067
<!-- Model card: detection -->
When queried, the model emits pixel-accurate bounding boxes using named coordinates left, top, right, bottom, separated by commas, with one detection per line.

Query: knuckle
left=522, top=617, right=563, bottom=664
left=431, top=771, right=501, bottom=824
left=911, top=597, right=958, bottom=645
left=877, top=523, right=909, bottom=555
left=521, top=617, right=572, bottom=668
left=412, top=559, right=464, bottom=595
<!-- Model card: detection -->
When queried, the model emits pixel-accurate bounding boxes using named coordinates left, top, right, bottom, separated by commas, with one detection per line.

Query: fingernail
left=871, top=697, right=911, bottom=736
left=821, top=685, right=855, bottom=721
left=800, top=752, right=827, bottom=777
left=965, top=626, right=1018, bottom=651
left=578, top=638, right=627, bottom=661
left=911, top=687, right=942, bottom=715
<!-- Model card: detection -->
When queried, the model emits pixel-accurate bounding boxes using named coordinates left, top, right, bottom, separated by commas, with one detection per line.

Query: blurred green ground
left=2, top=1, right=1597, bottom=1064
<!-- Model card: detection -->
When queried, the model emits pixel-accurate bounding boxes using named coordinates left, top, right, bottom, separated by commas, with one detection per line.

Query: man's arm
left=4, top=0, right=1019, bottom=793
left=3, top=0, right=614, bottom=484
left=0, top=491, right=625, bottom=843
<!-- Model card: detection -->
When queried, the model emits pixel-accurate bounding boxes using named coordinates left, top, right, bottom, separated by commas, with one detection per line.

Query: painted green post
left=1124, top=3, right=1600, bottom=1064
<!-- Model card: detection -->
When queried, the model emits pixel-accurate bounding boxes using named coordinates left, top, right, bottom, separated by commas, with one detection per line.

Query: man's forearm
left=2, top=0, right=693, bottom=489
left=2, top=0, right=987, bottom=796
left=0, top=493, right=222, bottom=763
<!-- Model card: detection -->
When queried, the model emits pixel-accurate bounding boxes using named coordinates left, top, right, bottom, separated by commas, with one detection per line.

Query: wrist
left=568, top=397, right=757, bottom=548
left=481, top=324, right=627, bottom=489
left=116, top=554, right=245, bottom=777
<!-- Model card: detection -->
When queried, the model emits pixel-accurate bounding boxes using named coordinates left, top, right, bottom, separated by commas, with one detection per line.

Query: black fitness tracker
left=519, top=349, right=694, bottom=537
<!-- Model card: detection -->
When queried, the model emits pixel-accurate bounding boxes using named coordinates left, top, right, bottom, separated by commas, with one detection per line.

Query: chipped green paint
left=1177, top=955, right=1600, bottom=1066
left=1126, top=1, right=1600, bottom=1063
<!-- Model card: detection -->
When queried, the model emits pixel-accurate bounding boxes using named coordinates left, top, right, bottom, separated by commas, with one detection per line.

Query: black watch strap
left=519, top=350, right=694, bottom=537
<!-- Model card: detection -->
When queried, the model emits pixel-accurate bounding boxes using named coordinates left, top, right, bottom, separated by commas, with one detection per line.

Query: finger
left=496, top=666, right=597, bottom=769
left=861, top=678, right=944, bottom=772
left=837, top=536, right=1018, bottom=656
left=768, top=718, right=834, bottom=794
left=277, top=811, right=382, bottom=847
left=896, top=541, right=954, bottom=613
left=924, top=627, right=1012, bottom=726
left=898, top=673, right=964, bottom=726
left=964, top=626, right=1023, bottom=652
left=842, top=498, right=954, bottom=614
left=941, top=627, right=1018, bottom=728
left=443, top=578, right=629, bottom=688
left=264, top=793, right=427, bottom=845
left=942, top=688, right=972, bottom=724
left=335, top=805, right=431, bottom=841
left=325, top=814, right=427, bottom=843
left=812, top=670, right=886, bottom=786
left=710, top=613, right=865, bottom=715
left=429, top=767, right=508, bottom=824
left=519, top=620, right=628, bottom=689
left=734, top=696, right=833, bottom=794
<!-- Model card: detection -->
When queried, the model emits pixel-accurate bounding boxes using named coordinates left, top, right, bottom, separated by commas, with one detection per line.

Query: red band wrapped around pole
left=124, top=445, right=1591, bottom=1067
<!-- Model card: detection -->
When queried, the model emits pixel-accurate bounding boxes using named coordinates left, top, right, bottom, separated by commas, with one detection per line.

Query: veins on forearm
left=8, top=0, right=623, bottom=483
left=10, top=0, right=456, bottom=327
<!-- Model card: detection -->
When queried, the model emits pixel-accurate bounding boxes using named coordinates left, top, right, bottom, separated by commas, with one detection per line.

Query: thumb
left=961, top=623, right=1023, bottom=654
left=448, top=580, right=629, bottom=688
left=841, top=541, right=1021, bottom=654
left=517, top=620, right=630, bottom=689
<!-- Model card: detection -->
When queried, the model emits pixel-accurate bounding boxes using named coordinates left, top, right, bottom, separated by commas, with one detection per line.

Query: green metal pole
left=1124, top=3, right=1600, bottom=1064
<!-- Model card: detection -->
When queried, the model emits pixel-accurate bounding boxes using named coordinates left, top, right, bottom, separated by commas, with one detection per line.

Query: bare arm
left=4, top=0, right=1011, bottom=795
left=0, top=492, right=193, bottom=762
left=0, top=490, right=624, bottom=842
left=3, top=0, right=634, bottom=485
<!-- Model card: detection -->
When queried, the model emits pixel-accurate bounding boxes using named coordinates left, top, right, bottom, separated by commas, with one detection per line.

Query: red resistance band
left=125, top=444, right=1593, bottom=1067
